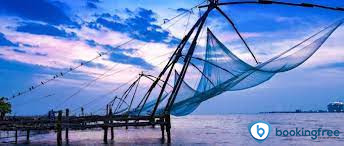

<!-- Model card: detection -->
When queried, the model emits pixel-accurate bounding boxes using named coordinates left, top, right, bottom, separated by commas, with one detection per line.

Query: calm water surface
left=1, top=113, right=344, bottom=145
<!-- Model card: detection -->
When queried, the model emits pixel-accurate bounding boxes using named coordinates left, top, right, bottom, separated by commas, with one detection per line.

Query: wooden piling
left=57, top=110, right=62, bottom=146
left=160, top=117, right=165, bottom=143
left=81, top=107, right=86, bottom=127
left=109, top=108, right=114, bottom=140
left=26, top=129, right=30, bottom=144
left=81, top=107, right=84, bottom=116
left=65, top=108, right=69, bottom=144
left=151, top=119, right=156, bottom=128
left=103, top=107, right=108, bottom=144
left=110, top=125, right=114, bottom=140
left=166, top=115, right=171, bottom=143
left=14, top=130, right=18, bottom=144
left=103, top=126, right=108, bottom=144
left=1, top=113, right=172, bottom=144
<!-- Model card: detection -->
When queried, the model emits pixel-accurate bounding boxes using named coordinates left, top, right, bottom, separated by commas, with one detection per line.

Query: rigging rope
left=70, top=75, right=138, bottom=114
left=54, top=63, right=120, bottom=110
left=198, top=1, right=344, bottom=12
left=69, top=51, right=174, bottom=114
left=8, top=1, right=206, bottom=100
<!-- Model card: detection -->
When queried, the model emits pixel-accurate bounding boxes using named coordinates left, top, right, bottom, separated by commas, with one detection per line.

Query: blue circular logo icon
left=248, top=121, right=271, bottom=143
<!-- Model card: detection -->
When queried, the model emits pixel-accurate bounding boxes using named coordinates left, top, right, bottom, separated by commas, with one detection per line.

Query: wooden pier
left=0, top=108, right=171, bottom=144
left=3, top=0, right=341, bottom=144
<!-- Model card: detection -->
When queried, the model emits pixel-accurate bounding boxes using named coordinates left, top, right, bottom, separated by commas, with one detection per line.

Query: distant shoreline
left=259, top=110, right=344, bottom=114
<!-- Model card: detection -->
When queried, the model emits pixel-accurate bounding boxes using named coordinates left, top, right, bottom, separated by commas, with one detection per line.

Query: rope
left=70, top=75, right=138, bottom=114
left=69, top=51, right=174, bottom=114
left=54, top=63, right=120, bottom=110
left=7, top=1, right=206, bottom=100
left=198, top=1, right=344, bottom=12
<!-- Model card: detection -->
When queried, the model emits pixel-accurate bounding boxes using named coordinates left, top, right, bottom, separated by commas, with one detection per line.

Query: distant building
left=327, top=102, right=344, bottom=112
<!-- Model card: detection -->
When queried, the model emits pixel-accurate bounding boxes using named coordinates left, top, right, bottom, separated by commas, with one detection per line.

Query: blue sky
left=0, top=0, right=343, bottom=115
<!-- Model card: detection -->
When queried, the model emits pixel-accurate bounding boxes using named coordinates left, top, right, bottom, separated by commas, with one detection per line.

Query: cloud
left=0, top=57, right=96, bottom=100
left=34, top=52, right=48, bottom=56
left=86, top=2, right=98, bottom=9
left=84, top=39, right=137, bottom=54
left=93, top=39, right=156, bottom=70
left=88, top=0, right=101, bottom=3
left=0, top=58, right=43, bottom=78
left=85, top=39, right=97, bottom=47
left=0, top=57, right=63, bottom=76
left=74, top=59, right=106, bottom=69
left=1, top=27, right=157, bottom=80
left=0, top=32, right=18, bottom=46
left=0, top=0, right=78, bottom=27
left=88, top=8, right=180, bottom=45
left=108, top=52, right=154, bottom=70
left=94, top=17, right=126, bottom=31
left=175, top=8, right=191, bottom=13
left=12, top=48, right=26, bottom=54
left=0, top=33, right=49, bottom=56
left=15, top=22, right=77, bottom=38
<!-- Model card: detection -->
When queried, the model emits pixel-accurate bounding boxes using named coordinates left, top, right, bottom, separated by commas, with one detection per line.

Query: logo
left=248, top=121, right=271, bottom=143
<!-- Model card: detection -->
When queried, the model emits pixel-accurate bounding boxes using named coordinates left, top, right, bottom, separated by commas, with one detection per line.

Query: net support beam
left=164, top=3, right=214, bottom=113
left=138, top=4, right=208, bottom=116
left=147, top=4, right=216, bottom=117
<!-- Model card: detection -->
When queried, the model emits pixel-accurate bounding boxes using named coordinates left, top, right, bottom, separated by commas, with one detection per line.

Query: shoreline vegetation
left=0, top=97, right=11, bottom=120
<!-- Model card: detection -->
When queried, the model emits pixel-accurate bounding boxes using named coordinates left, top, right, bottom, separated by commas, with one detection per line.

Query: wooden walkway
left=0, top=109, right=171, bottom=145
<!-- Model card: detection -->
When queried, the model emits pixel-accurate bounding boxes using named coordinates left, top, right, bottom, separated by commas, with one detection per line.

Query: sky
left=0, top=0, right=343, bottom=115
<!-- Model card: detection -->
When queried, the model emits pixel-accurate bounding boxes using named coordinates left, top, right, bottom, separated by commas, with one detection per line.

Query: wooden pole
left=166, top=115, right=171, bottom=143
left=151, top=119, right=156, bottom=128
left=103, top=106, right=108, bottom=144
left=14, top=130, right=18, bottom=144
left=81, top=107, right=85, bottom=126
left=103, top=126, right=108, bottom=144
left=148, top=6, right=207, bottom=117
left=26, top=129, right=30, bottom=144
left=160, top=117, right=165, bottom=143
left=165, top=5, right=211, bottom=113
left=65, top=108, right=69, bottom=144
left=57, top=110, right=62, bottom=146
left=81, top=107, right=84, bottom=116
left=109, top=108, right=114, bottom=140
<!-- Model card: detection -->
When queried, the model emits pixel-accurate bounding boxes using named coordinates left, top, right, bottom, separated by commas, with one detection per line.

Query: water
left=1, top=113, right=344, bottom=145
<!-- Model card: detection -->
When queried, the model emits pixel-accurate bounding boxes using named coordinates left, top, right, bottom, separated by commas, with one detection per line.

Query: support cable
left=198, top=0, right=344, bottom=12
left=216, top=7, right=259, bottom=64
left=8, top=1, right=206, bottom=100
